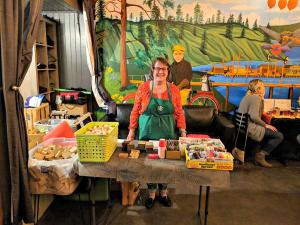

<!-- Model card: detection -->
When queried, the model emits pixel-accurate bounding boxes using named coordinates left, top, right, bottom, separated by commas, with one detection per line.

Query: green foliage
left=133, top=49, right=149, bottom=69
left=163, top=0, right=174, bottom=8
left=101, top=20, right=269, bottom=73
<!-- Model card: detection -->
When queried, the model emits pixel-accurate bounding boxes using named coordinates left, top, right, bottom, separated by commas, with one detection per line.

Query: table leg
left=204, top=187, right=210, bottom=225
left=197, top=186, right=210, bottom=225
left=198, top=186, right=202, bottom=216
left=90, top=178, right=96, bottom=225
left=121, top=182, right=129, bottom=206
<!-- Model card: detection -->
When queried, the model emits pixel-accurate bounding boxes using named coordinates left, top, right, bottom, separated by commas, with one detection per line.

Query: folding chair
left=232, top=111, right=249, bottom=163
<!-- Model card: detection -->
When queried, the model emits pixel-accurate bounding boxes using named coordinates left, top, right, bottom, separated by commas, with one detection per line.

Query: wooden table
left=76, top=149, right=230, bottom=225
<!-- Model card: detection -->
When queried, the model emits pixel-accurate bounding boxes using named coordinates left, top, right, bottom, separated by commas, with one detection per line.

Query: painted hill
left=97, top=19, right=270, bottom=75
left=270, top=22, right=300, bottom=33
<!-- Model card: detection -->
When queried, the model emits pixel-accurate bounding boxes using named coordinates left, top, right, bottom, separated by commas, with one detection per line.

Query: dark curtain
left=0, top=0, right=43, bottom=224
left=83, top=0, right=114, bottom=112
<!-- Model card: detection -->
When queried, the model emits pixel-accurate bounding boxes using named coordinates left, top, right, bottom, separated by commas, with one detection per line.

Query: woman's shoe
left=255, top=151, right=272, bottom=168
left=232, top=147, right=245, bottom=163
left=158, top=194, right=172, bottom=207
left=145, top=197, right=155, bottom=209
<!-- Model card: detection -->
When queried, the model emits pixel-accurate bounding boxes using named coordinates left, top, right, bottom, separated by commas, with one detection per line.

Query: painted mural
left=96, top=0, right=300, bottom=110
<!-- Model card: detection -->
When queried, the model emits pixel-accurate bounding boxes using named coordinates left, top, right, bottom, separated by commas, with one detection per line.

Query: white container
left=158, top=139, right=166, bottom=159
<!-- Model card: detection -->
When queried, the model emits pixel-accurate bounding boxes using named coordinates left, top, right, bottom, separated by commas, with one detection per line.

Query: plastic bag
left=28, top=138, right=80, bottom=195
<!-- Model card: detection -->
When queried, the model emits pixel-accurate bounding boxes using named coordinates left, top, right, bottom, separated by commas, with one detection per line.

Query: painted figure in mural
left=261, top=27, right=300, bottom=63
left=201, top=74, right=211, bottom=92
left=127, top=57, right=186, bottom=209
left=234, top=79, right=284, bottom=167
left=169, top=44, right=193, bottom=105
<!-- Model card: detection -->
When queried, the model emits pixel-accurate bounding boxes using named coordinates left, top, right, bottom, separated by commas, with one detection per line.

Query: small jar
left=158, top=139, right=166, bottom=159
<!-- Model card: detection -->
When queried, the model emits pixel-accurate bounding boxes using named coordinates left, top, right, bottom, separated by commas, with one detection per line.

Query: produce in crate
left=85, top=124, right=114, bottom=135
left=33, top=144, right=77, bottom=161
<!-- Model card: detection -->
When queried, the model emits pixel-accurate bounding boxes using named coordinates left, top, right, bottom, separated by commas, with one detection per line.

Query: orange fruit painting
left=268, top=0, right=277, bottom=8
left=287, top=0, right=298, bottom=10
left=278, top=0, right=287, bottom=9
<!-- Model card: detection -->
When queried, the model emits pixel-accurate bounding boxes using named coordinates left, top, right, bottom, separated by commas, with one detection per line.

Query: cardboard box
left=185, top=150, right=233, bottom=171
left=24, top=103, right=50, bottom=131
left=166, top=150, right=181, bottom=160
left=57, top=103, right=87, bottom=116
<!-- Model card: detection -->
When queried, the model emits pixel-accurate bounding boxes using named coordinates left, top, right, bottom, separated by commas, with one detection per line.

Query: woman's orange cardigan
left=129, top=81, right=186, bottom=130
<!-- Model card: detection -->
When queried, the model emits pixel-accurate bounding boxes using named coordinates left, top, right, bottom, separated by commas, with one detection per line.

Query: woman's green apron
left=138, top=81, right=176, bottom=140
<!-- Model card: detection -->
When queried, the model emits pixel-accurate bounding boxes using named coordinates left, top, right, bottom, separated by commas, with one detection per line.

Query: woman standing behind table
left=127, top=57, right=186, bottom=209
left=234, top=79, right=284, bottom=167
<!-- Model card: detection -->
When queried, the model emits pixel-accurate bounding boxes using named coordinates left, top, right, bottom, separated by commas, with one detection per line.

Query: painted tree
left=176, top=4, right=183, bottom=21
left=179, top=24, right=184, bottom=39
left=164, top=9, right=168, bottom=19
left=96, top=0, right=105, bottom=21
left=189, top=16, right=193, bottom=24
left=129, top=12, right=133, bottom=21
left=225, top=15, right=234, bottom=40
left=216, top=10, right=221, bottom=23
left=105, top=0, right=174, bottom=89
left=245, top=18, right=249, bottom=28
left=193, top=26, right=197, bottom=36
left=194, top=2, right=200, bottom=24
left=237, top=13, right=242, bottom=25
left=253, top=19, right=258, bottom=30
left=240, top=27, right=245, bottom=38
left=146, top=25, right=154, bottom=41
left=267, top=22, right=271, bottom=28
left=201, top=30, right=207, bottom=54
left=138, top=12, right=145, bottom=40
left=186, top=13, right=189, bottom=22
left=129, top=12, right=133, bottom=31
left=212, top=14, right=215, bottom=24
left=151, top=4, right=160, bottom=20
left=223, top=16, right=225, bottom=23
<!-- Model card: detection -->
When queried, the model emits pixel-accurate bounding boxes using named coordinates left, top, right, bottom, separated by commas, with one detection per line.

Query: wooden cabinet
left=21, top=16, right=59, bottom=102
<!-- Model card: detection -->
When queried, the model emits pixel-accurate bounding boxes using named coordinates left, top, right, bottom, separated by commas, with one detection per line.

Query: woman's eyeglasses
left=153, top=67, right=168, bottom=72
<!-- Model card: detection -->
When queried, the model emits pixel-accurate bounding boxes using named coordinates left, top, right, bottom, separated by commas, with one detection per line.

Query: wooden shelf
left=22, top=16, right=59, bottom=102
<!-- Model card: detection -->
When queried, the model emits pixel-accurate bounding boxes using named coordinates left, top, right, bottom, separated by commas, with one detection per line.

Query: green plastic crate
left=75, top=122, right=119, bottom=162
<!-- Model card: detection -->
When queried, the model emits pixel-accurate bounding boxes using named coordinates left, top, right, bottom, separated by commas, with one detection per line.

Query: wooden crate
left=24, top=103, right=50, bottom=131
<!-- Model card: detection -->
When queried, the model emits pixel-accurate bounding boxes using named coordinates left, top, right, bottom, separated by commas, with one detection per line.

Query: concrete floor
left=38, top=160, right=300, bottom=225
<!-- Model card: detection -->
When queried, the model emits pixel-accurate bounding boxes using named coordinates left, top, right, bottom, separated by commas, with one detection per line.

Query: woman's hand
left=127, top=129, right=135, bottom=141
left=266, top=124, right=277, bottom=132
left=180, top=129, right=187, bottom=137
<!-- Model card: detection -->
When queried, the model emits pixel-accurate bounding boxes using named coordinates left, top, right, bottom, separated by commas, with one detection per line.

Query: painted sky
left=105, top=0, right=300, bottom=26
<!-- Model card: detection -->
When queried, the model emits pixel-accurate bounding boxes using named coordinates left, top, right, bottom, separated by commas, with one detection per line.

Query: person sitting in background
left=127, top=57, right=186, bottom=209
left=233, top=79, right=284, bottom=167
left=169, top=44, right=193, bottom=105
